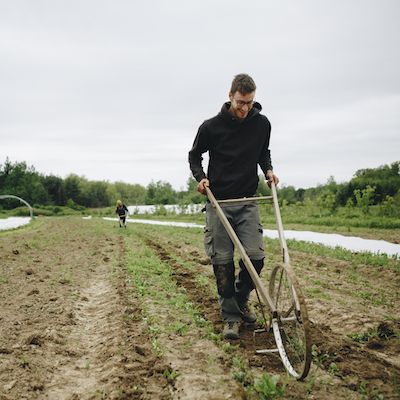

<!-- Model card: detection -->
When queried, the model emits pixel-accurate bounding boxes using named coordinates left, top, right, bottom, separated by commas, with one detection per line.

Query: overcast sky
left=1, top=0, right=399, bottom=190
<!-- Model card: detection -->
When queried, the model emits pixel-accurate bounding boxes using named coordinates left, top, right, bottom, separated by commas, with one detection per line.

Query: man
left=188, top=73, right=279, bottom=340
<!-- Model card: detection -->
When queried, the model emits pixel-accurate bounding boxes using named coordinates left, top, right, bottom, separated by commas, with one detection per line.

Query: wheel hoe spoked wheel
left=269, top=263, right=312, bottom=380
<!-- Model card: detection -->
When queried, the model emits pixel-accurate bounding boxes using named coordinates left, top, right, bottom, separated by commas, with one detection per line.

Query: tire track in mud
left=144, top=235, right=400, bottom=399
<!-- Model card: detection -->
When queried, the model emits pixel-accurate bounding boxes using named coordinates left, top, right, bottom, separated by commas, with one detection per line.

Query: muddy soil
left=0, top=217, right=399, bottom=400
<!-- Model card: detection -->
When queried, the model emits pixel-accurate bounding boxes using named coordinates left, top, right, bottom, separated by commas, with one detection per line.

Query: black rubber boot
left=212, top=262, right=235, bottom=298
left=235, top=259, right=264, bottom=323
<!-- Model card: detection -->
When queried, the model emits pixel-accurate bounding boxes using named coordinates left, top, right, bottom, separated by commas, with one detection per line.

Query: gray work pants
left=204, top=202, right=265, bottom=264
left=204, top=202, right=265, bottom=321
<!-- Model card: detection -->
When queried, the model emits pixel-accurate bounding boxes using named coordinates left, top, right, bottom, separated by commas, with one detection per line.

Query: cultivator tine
left=253, top=287, right=278, bottom=354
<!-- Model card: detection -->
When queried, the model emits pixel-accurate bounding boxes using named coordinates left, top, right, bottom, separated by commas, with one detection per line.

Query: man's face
left=229, top=90, right=255, bottom=120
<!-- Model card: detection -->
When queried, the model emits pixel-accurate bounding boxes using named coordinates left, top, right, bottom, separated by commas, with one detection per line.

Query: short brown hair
left=230, top=73, right=256, bottom=94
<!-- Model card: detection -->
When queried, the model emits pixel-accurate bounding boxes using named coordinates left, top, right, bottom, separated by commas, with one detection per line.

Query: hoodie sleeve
left=258, top=119, right=273, bottom=174
left=188, top=122, right=209, bottom=182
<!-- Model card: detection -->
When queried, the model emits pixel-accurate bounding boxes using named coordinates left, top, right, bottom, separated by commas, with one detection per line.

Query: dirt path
left=45, top=265, right=146, bottom=399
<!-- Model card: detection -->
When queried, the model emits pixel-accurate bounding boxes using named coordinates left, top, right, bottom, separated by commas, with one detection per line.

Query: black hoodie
left=188, top=102, right=273, bottom=200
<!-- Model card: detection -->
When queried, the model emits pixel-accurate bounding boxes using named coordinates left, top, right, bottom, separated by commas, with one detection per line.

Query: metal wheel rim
left=269, top=263, right=312, bottom=380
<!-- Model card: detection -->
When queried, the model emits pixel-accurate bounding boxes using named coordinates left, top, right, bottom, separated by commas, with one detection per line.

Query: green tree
left=354, top=185, right=375, bottom=215
left=339, top=161, right=400, bottom=205
left=64, top=174, right=82, bottom=204
left=42, top=175, right=66, bottom=205
left=379, top=195, right=399, bottom=217
left=0, top=159, right=48, bottom=207
left=316, top=190, right=337, bottom=215
left=145, top=180, right=177, bottom=204
left=86, top=181, right=111, bottom=207
left=278, top=186, right=298, bottom=205
left=256, top=176, right=270, bottom=196
left=111, top=181, right=146, bottom=205
left=178, top=176, right=204, bottom=204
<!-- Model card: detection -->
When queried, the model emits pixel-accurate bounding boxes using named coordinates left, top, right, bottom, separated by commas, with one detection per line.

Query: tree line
left=0, top=158, right=399, bottom=216
left=0, top=158, right=200, bottom=209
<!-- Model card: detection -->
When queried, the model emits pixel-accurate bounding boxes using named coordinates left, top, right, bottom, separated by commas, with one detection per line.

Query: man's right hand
left=197, top=178, right=209, bottom=195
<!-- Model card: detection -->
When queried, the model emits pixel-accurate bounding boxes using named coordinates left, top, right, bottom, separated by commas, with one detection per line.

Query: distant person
left=188, top=73, right=279, bottom=340
left=115, top=200, right=129, bottom=228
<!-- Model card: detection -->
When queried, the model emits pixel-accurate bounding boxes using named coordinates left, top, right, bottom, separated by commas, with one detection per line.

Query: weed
left=206, top=331, right=221, bottom=343
left=163, top=367, right=179, bottom=384
left=148, top=325, right=160, bottom=336
left=358, top=291, right=373, bottom=301
left=195, top=274, right=209, bottom=287
left=0, top=274, right=8, bottom=284
left=384, top=314, right=397, bottom=322
left=356, top=290, right=390, bottom=306
left=221, top=342, right=240, bottom=354
left=370, top=394, right=385, bottom=400
left=18, top=356, right=30, bottom=368
left=358, top=380, right=369, bottom=396
left=328, top=362, right=340, bottom=376
left=151, top=338, right=163, bottom=357
left=311, top=344, right=330, bottom=367
left=135, top=277, right=148, bottom=296
left=306, top=287, right=332, bottom=300
left=307, top=287, right=322, bottom=296
left=347, top=329, right=378, bottom=343
left=305, top=373, right=316, bottom=395
left=232, top=356, right=253, bottom=387
left=168, top=321, right=189, bottom=335
left=26, top=239, right=40, bottom=249
left=346, top=269, right=359, bottom=283
left=192, top=313, right=207, bottom=328
left=206, top=354, right=218, bottom=366
left=253, top=374, right=286, bottom=399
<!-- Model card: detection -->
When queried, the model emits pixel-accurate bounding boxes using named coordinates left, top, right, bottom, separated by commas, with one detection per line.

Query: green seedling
left=253, top=373, right=286, bottom=399
left=163, top=367, right=179, bottom=384
left=168, top=321, right=189, bottom=335
left=221, top=342, right=240, bottom=354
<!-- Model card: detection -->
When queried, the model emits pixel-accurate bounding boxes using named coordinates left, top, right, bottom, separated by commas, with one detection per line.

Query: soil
left=0, top=217, right=399, bottom=399
left=0, top=218, right=171, bottom=400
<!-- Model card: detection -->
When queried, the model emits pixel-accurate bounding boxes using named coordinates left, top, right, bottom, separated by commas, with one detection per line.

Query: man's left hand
left=266, top=170, right=279, bottom=187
